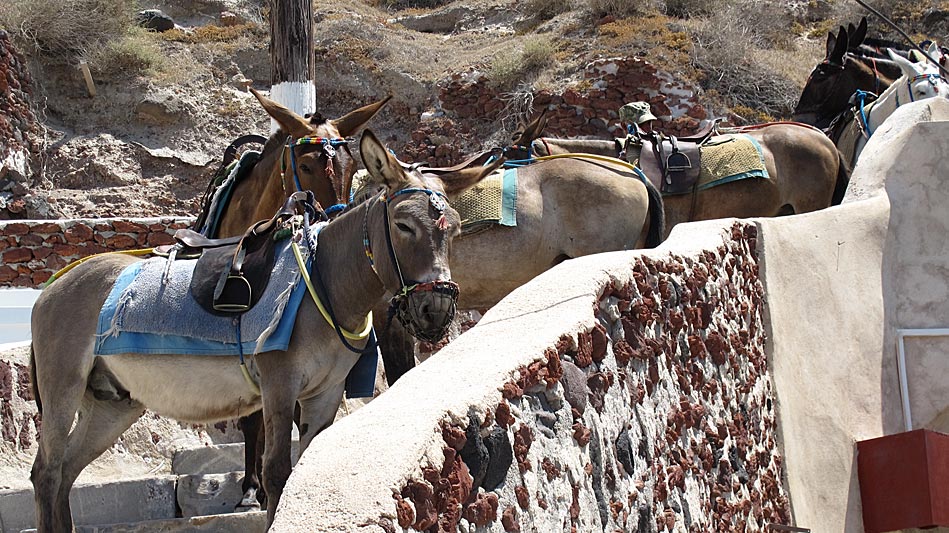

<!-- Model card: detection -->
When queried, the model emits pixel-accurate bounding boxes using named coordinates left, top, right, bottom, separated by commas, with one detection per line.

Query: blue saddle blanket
left=95, top=237, right=307, bottom=356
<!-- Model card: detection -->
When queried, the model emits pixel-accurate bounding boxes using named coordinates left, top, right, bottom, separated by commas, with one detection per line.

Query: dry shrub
left=688, top=0, right=805, bottom=118
left=367, top=0, right=452, bottom=9
left=489, top=36, right=555, bottom=91
left=161, top=23, right=265, bottom=44
left=0, top=0, right=136, bottom=57
left=586, top=0, right=662, bottom=19
left=522, top=0, right=573, bottom=20
left=83, top=26, right=163, bottom=77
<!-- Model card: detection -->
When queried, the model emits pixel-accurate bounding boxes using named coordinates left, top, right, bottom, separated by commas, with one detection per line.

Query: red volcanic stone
left=147, top=232, right=175, bottom=247
left=668, top=465, right=685, bottom=489
left=2, top=248, right=31, bottom=263
left=502, top=506, right=520, bottom=532
left=537, top=496, right=548, bottom=510
left=514, top=425, right=534, bottom=473
left=4, top=223, right=29, bottom=236
left=614, top=340, right=633, bottom=367
left=496, top=401, right=515, bottom=428
left=462, top=492, right=498, bottom=526
left=394, top=494, right=414, bottom=528
left=0, top=265, right=18, bottom=283
left=541, top=457, right=561, bottom=481
left=104, top=234, right=137, bottom=249
left=63, top=224, right=93, bottom=243
left=555, top=334, right=572, bottom=355
left=30, top=222, right=62, bottom=234
left=706, top=332, right=728, bottom=365
left=51, top=243, right=81, bottom=257
left=572, top=421, right=592, bottom=446
left=403, top=481, right=437, bottom=530
left=15, top=363, right=31, bottom=401
left=544, top=348, right=563, bottom=387
left=687, top=335, right=707, bottom=359
left=18, top=233, right=42, bottom=247
left=591, top=324, right=608, bottom=363
left=0, top=361, right=12, bottom=402
left=501, top=381, right=523, bottom=400
left=587, top=372, right=611, bottom=413
left=443, top=425, right=467, bottom=450
left=515, top=486, right=530, bottom=509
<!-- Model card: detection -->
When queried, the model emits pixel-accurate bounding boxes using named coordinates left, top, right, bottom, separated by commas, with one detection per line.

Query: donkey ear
left=250, top=88, right=312, bottom=139
left=360, top=129, right=408, bottom=191
left=829, top=26, right=848, bottom=65
left=826, top=30, right=838, bottom=59
left=438, top=156, right=506, bottom=197
left=332, top=95, right=393, bottom=138
left=888, top=48, right=921, bottom=76
left=512, top=108, right=550, bottom=146
left=851, top=17, right=868, bottom=50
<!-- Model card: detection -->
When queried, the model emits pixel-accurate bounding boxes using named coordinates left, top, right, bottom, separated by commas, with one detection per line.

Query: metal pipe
left=895, top=328, right=949, bottom=432
left=853, top=0, right=949, bottom=78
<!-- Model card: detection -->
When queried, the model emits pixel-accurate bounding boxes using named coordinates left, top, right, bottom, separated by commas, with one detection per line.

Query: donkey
left=28, top=129, right=496, bottom=530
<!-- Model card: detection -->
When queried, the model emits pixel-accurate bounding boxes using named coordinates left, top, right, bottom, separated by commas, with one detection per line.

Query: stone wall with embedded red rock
left=402, top=56, right=710, bottom=168
left=387, top=223, right=785, bottom=532
left=0, top=217, right=192, bottom=288
left=269, top=218, right=792, bottom=532
left=0, top=31, right=40, bottom=220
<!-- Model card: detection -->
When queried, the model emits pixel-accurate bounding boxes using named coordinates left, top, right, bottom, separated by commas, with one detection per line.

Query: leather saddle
left=177, top=191, right=314, bottom=315
left=636, top=132, right=706, bottom=195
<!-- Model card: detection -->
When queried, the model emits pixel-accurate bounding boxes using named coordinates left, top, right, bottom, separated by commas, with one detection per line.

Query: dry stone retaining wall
left=0, top=217, right=192, bottom=288
left=404, top=56, right=708, bottom=167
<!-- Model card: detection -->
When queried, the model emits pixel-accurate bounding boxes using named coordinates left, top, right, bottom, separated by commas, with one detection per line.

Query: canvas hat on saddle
left=619, top=101, right=658, bottom=124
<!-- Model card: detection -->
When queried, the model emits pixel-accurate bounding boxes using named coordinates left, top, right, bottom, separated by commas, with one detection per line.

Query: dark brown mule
left=374, top=120, right=665, bottom=383
left=526, top=116, right=849, bottom=236
left=792, top=24, right=900, bottom=129
left=197, top=89, right=390, bottom=509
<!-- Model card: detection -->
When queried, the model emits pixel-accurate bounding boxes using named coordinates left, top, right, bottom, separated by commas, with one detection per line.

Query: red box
left=857, top=429, right=949, bottom=532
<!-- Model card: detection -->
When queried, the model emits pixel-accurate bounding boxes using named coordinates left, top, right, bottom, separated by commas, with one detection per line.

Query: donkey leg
left=297, top=383, right=345, bottom=453
left=259, top=391, right=297, bottom=525
left=237, top=411, right=264, bottom=509
left=373, top=304, right=417, bottom=386
left=30, top=357, right=90, bottom=532
left=57, top=391, right=145, bottom=513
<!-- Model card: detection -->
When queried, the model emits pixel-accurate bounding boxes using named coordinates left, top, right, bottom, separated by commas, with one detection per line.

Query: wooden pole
left=79, top=60, right=96, bottom=97
left=268, top=0, right=316, bottom=131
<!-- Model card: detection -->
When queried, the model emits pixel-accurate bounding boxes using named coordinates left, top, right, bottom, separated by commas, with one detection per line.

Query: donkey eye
left=299, top=164, right=312, bottom=173
left=395, top=222, right=414, bottom=234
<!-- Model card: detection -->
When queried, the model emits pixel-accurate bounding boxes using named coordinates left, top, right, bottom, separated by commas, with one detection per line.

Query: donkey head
left=251, top=88, right=391, bottom=211
left=888, top=48, right=949, bottom=102
left=358, top=130, right=501, bottom=341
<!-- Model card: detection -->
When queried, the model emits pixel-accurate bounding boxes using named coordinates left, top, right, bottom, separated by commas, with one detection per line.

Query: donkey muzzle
left=390, top=280, right=460, bottom=343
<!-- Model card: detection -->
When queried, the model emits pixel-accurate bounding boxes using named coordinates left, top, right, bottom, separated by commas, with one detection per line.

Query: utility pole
left=268, top=0, right=315, bottom=131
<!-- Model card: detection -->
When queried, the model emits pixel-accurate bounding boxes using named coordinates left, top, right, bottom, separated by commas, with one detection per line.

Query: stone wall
left=0, top=30, right=39, bottom=219
left=269, top=219, right=791, bottom=532
left=0, top=218, right=192, bottom=288
left=403, top=56, right=709, bottom=167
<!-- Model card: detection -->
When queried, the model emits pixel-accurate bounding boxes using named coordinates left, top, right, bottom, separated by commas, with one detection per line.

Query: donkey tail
left=642, top=177, right=666, bottom=248
left=831, top=148, right=852, bottom=205
left=30, top=343, right=42, bottom=414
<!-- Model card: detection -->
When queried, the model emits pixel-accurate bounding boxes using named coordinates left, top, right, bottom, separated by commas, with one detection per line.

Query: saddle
left=181, top=191, right=314, bottom=315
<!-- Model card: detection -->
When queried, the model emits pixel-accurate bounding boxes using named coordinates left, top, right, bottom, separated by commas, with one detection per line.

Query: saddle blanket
left=454, top=167, right=517, bottom=234
left=95, top=236, right=307, bottom=356
left=693, top=134, right=769, bottom=191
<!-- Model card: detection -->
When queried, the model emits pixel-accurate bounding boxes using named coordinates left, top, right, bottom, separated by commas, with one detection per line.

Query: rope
left=42, top=248, right=156, bottom=288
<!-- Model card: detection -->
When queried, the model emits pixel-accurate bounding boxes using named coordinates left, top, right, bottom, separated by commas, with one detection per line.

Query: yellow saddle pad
left=696, top=134, right=770, bottom=190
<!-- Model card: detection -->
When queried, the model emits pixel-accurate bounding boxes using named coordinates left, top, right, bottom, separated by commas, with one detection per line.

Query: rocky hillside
left=1, top=0, right=948, bottom=221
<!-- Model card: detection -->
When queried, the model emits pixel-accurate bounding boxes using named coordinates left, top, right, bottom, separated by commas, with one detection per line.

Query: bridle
left=362, top=187, right=460, bottom=343
left=281, top=135, right=354, bottom=216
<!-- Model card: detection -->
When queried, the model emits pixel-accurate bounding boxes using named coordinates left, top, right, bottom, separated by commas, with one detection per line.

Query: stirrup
left=666, top=151, right=692, bottom=173
left=213, top=275, right=253, bottom=312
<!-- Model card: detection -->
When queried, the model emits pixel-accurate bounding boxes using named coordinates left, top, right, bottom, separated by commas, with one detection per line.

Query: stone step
left=19, top=510, right=267, bottom=533
left=1, top=477, right=177, bottom=533
left=171, top=441, right=299, bottom=476
left=1, top=471, right=260, bottom=533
